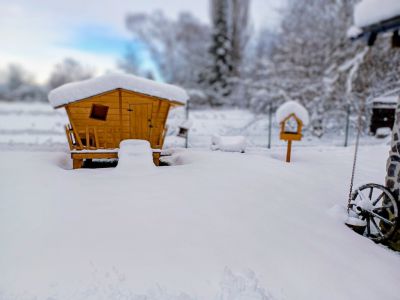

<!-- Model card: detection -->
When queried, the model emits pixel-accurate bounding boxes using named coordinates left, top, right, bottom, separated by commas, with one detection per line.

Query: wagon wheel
left=348, top=183, right=399, bottom=242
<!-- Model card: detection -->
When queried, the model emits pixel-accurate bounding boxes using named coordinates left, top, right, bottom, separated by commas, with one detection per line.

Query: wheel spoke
left=370, top=218, right=384, bottom=237
left=366, top=217, right=371, bottom=236
left=373, top=203, right=394, bottom=211
left=369, top=211, right=395, bottom=226
left=369, top=187, right=373, bottom=199
left=373, top=193, right=385, bottom=206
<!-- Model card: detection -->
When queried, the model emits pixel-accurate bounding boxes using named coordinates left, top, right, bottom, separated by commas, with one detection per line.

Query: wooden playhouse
left=48, top=74, right=188, bottom=169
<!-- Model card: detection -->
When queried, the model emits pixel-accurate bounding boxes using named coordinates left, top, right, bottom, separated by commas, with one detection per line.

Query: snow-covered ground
left=0, top=102, right=387, bottom=151
left=1, top=145, right=399, bottom=300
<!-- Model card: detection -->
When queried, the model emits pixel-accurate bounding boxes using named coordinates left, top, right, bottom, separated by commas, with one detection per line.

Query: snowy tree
left=123, top=2, right=250, bottom=108
left=119, top=44, right=143, bottom=76
left=230, top=0, right=251, bottom=78
left=353, top=38, right=400, bottom=98
left=245, top=28, right=281, bottom=110
left=48, top=58, right=94, bottom=90
left=205, top=0, right=234, bottom=106
left=0, top=64, right=46, bottom=102
left=123, top=11, right=210, bottom=90
left=5, top=64, right=33, bottom=92
left=249, top=0, right=366, bottom=136
left=9, top=83, right=46, bottom=102
left=227, top=0, right=252, bottom=108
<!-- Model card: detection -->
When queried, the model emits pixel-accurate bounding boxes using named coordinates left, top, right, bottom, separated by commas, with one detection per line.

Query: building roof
left=349, top=0, right=400, bottom=40
left=354, top=0, right=400, bottom=28
left=372, top=96, right=398, bottom=104
left=48, top=73, right=189, bottom=108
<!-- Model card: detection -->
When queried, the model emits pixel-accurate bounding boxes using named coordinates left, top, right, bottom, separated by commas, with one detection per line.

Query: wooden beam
left=73, top=159, right=83, bottom=169
left=118, top=88, right=123, bottom=143
left=71, top=152, right=118, bottom=160
left=65, top=125, right=74, bottom=150
left=65, top=106, right=84, bottom=149
left=286, top=140, right=292, bottom=163
left=94, top=127, right=100, bottom=148
left=86, top=126, right=90, bottom=149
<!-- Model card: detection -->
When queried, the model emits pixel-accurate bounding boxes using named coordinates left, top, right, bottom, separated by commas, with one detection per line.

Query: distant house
left=48, top=73, right=188, bottom=169
left=370, top=94, right=398, bottom=134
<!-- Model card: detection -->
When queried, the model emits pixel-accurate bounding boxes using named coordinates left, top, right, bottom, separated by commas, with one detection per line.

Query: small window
left=284, top=116, right=299, bottom=133
left=90, top=104, right=109, bottom=121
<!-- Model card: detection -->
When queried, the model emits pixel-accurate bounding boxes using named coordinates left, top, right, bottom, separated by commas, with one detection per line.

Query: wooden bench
left=71, top=150, right=161, bottom=169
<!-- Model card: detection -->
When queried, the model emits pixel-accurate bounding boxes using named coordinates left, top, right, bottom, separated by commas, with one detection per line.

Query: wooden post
left=185, top=100, right=189, bottom=149
left=344, top=104, right=351, bottom=147
left=286, top=140, right=292, bottom=163
left=73, top=159, right=83, bottom=170
left=153, top=152, right=161, bottom=166
left=85, top=126, right=90, bottom=149
left=268, top=103, right=272, bottom=149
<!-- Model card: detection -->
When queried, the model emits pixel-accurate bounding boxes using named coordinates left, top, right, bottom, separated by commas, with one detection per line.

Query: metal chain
left=348, top=110, right=363, bottom=207
left=347, top=47, right=371, bottom=208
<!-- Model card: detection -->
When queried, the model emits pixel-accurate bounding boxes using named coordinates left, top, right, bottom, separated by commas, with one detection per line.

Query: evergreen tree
left=207, top=0, right=233, bottom=106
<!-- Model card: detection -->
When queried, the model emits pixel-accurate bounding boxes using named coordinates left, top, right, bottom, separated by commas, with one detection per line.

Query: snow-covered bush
left=211, top=135, right=247, bottom=153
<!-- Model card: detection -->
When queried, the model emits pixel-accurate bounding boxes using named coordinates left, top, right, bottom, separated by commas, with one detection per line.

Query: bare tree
left=5, top=64, right=33, bottom=91
left=0, top=64, right=45, bottom=102
left=48, top=58, right=94, bottom=90
left=123, top=11, right=210, bottom=88
left=230, top=0, right=251, bottom=77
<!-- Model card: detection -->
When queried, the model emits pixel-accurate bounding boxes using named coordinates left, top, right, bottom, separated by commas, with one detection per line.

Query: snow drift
left=0, top=147, right=399, bottom=300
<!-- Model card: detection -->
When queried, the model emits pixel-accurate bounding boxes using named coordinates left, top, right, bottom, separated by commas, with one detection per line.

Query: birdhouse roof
left=48, top=73, right=189, bottom=108
left=276, top=101, right=310, bottom=126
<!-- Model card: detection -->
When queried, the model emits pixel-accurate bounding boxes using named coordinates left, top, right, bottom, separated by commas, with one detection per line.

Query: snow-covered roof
left=48, top=73, right=189, bottom=108
left=372, top=96, right=398, bottom=104
left=347, top=26, right=363, bottom=39
left=276, top=101, right=310, bottom=126
left=354, top=0, right=400, bottom=28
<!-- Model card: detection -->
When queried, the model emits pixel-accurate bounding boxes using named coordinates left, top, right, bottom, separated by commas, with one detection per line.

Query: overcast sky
left=0, top=0, right=285, bottom=83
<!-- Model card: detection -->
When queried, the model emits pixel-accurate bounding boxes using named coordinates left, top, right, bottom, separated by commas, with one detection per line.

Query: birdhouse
left=276, top=101, right=309, bottom=163
left=280, top=113, right=303, bottom=142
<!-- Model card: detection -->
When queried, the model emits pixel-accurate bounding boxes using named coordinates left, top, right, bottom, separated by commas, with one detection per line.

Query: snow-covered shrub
left=211, top=135, right=247, bottom=153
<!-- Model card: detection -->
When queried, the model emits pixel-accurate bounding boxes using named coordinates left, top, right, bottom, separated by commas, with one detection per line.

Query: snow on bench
left=211, top=135, right=247, bottom=153
left=276, top=101, right=310, bottom=126
left=117, top=140, right=155, bottom=171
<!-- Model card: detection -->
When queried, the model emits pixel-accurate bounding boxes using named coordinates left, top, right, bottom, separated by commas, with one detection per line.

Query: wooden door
left=128, top=103, right=153, bottom=140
